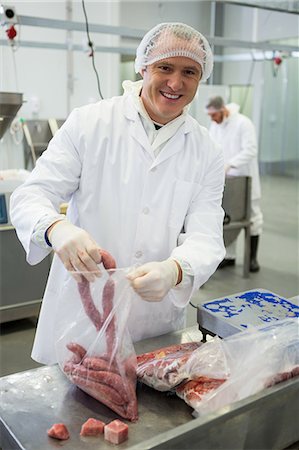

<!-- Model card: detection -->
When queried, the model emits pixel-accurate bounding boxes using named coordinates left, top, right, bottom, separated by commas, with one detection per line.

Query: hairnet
left=206, top=96, right=225, bottom=111
left=135, top=22, right=213, bottom=82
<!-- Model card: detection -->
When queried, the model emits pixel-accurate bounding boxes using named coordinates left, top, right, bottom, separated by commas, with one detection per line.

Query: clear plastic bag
left=176, top=318, right=299, bottom=416
left=55, top=268, right=139, bottom=421
left=137, top=342, right=202, bottom=391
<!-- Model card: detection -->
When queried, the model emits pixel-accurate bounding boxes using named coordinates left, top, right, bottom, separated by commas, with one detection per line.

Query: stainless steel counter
left=1, top=326, right=298, bottom=450
left=0, top=180, right=52, bottom=324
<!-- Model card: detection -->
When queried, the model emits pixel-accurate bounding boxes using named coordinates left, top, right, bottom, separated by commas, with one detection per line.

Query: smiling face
left=140, top=56, right=202, bottom=125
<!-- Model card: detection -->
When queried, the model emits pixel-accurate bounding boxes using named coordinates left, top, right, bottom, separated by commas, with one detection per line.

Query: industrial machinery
left=23, top=118, right=65, bottom=168
left=0, top=91, right=23, bottom=140
left=0, top=179, right=52, bottom=323
left=222, top=176, right=252, bottom=278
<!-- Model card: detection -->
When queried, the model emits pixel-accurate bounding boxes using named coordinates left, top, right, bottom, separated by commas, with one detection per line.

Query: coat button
left=142, top=207, right=149, bottom=215
left=135, top=251, right=143, bottom=258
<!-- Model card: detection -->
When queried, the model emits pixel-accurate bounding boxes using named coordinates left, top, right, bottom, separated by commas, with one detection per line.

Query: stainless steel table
left=1, top=326, right=299, bottom=450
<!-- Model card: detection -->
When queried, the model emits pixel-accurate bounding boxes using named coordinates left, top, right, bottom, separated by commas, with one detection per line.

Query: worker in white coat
left=10, top=23, right=225, bottom=365
left=206, top=96, right=263, bottom=272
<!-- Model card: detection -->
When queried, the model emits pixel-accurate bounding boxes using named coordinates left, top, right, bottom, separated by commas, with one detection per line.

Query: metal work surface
left=1, top=326, right=299, bottom=450
left=197, top=289, right=299, bottom=338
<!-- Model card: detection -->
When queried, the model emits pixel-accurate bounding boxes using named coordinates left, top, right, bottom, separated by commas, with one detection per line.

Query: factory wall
left=220, top=4, right=299, bottom=174
left=0, top=1, right=120, bottom=169
left=0, top=1, right=298, bottom=175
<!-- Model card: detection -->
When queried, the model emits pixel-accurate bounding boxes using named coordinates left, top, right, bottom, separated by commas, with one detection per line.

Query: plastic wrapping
left=176, top=319, right=299, bottom=416
left=55, top=268, right=139, bottom=421
left=137, top=342, right=202, bottom=391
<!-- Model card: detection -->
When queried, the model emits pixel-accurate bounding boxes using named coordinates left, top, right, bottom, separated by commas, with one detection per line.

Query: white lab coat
left=10, top=92, right=225, bottom=365
left=209, top=103, right=261, bottom=200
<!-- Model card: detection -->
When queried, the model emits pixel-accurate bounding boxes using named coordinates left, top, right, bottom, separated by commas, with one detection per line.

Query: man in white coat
left=10, top=23, right=226, bottom=365
left=206, top=96, right=263, bottom=272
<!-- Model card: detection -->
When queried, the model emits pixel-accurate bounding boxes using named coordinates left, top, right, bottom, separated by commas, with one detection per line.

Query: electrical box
left=0, top=4, right=17, bottom=25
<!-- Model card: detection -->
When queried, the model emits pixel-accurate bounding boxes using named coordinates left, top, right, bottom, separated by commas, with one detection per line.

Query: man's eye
left=185, top=70, right=196, bottom=76
left=159, top=66, right=171, bottom=71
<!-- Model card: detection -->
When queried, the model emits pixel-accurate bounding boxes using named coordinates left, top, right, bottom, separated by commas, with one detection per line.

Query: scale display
left=198, top=289, right=299, bottom=337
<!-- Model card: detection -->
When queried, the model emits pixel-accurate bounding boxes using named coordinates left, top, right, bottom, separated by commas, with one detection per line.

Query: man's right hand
left=47, top=220, right=102, bottom=282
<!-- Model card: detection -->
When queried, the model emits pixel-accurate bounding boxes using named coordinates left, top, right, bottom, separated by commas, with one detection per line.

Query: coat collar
left=123, top=94, right=194, bottom=164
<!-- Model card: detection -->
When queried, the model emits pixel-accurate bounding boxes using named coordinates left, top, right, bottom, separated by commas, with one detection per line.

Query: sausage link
left=82, top=356, right=119, bottom=374
left=72, top=374, right=137, bottom=421
left=71, top=365, right=129, bottom=402
left=102, top=278, right=116, bottom=355
left=77, top=279, right=103, bottom=330
left=66, top=342, right=87, bottom=360
left=100, top=249, right=116, bottom=270
left=71, top=374, right=126, bottom=407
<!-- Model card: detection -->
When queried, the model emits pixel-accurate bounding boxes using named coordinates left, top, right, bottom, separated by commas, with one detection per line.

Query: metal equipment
left=222, top=175, right=252, bottom=278
left=23, top=118, right=65, bottom=168
left=0, top=91, right=23, bottom=139
left=197, top=289, right=299, bottom=341
left=0, top=179, right=52, bottom=323
left=0, top=326, right=298, bottom=450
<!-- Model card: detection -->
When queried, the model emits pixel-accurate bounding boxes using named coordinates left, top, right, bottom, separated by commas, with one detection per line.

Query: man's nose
left=167, top=73, right=183, bottom=91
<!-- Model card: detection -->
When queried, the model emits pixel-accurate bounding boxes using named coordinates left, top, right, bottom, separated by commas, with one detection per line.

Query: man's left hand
left=127, top=259, right=181, bottom=302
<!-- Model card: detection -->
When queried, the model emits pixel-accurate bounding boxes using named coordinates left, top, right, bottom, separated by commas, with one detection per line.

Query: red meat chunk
left=47, top=423, right=70, bottom=440
left=80, top=418, right=105, bottom=436
left=104, top=419, right=128, bottom=444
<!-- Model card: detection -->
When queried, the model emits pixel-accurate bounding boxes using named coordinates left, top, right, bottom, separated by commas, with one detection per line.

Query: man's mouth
left=161, top=91, right=182, bottom=100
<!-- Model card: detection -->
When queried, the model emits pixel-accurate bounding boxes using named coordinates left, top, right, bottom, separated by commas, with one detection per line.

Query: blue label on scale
left=202, top=289, right=299, bottom=327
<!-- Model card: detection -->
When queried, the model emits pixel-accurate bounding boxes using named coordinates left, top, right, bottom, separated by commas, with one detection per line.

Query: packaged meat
left=176, top=376, right=226, bottom=409
left=265, top=366, right=299, bottom=387
left=55, top=254, right=140, bottom=421
left=80, top=418, right=105, bottom=436
left=47, top=423, right=70, bottom=440
left=184, top=318, right=299, bottom=417
left=137, top=342, right=202, bottom=391
left=104, top=419, right=129, bottom=444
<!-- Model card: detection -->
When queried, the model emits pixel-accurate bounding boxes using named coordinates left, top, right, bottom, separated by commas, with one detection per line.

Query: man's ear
left=140, top=68, right=146, bottom=78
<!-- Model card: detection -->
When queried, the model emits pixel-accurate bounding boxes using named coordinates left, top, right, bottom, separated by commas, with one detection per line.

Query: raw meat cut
left=176, top=376, right=226, bottom=408
left=80, top=418, right=105, bottom=436
left=47, top=423, right=70, bottom=440
left=137, top=342, right=202, bottom=391
left=104, top=419, right=128, bottom=444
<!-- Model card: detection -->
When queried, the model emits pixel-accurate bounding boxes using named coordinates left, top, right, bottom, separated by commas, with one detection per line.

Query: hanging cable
left=239, top=54, right=256, bottom=114
left=10, top=45, right=19, bottom=91
left=189, top=300, right=198, bottom=309
left=81, top=0, right=104, bottom=100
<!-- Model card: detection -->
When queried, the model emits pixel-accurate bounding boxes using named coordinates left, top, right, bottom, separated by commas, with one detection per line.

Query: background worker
left=10, top=22, right=225, bottom=366
left=206, top=96, right=263, bottom=272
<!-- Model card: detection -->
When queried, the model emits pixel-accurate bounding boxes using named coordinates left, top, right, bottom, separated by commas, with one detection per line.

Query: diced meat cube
left=47, top=423, right=70, bottom=440
left=80, top=418, right=105, bottom=436
left=104, top=419, right=128, bottom=444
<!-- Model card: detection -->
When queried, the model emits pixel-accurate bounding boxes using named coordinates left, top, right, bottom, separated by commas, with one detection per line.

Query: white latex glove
left=224, top=164, right=231, bottom=174
left=47, top=220, right=102, bottom=282
left=127, top=259, right=180, bottom=302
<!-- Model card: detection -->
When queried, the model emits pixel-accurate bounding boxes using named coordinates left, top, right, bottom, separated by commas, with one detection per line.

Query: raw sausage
left=77, top=279, right=103, bottom=331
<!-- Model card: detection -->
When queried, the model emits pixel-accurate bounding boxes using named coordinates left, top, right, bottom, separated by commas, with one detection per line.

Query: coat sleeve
left=10, top=109, right=83, bottom=265
left=229, top=118, right=258, bottom=168
left=169, top=139, right=226, bottom=307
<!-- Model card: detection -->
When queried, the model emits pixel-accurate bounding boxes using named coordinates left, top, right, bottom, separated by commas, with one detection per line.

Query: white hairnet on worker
left=135, top=22, right=213, bottom=82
